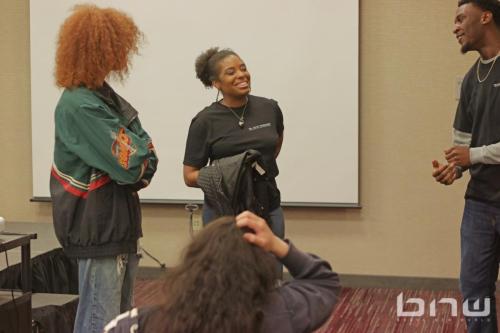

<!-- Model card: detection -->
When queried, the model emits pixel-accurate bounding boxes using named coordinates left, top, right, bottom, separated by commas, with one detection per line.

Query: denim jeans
left=202, top=202, right=285, bottom=276
left=74, top=253, right=140, bottom=333
left=202, top=203, right=285, bottom=238
left=460, top=199, right=500, bottom=333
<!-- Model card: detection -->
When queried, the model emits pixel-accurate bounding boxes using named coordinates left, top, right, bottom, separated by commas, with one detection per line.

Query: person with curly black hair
left=433, top=1, right=500, bottom=331
left=183, top=47, right=285, bottom=238
left=104, top=211, right=341, bottom=333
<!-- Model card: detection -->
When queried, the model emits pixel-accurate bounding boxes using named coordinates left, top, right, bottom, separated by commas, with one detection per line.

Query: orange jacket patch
left=111, top=128, right=136, bottom=169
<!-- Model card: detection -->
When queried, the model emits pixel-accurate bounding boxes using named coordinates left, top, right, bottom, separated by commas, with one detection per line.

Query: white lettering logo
left=397, top=293, right=424, bottom=317
left=396, top=293, right=490, bottom=318
left=463, top=299, right=491, bottom=317
left=248, top=123, right=271, bottom=131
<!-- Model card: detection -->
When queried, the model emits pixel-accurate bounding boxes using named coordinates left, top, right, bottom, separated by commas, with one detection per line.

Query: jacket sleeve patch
left=111, top=128, right=137, bottom=169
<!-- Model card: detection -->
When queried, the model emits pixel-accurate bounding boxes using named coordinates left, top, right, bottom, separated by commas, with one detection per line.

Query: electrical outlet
left=192, top=214, right=203, bottom=232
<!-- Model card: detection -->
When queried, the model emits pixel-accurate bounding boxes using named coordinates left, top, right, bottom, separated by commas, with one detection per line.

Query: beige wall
left=0, top=0, right=479, bottom=278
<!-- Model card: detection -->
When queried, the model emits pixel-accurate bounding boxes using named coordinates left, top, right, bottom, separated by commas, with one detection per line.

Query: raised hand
left=235, top=211, right=289, bottom=258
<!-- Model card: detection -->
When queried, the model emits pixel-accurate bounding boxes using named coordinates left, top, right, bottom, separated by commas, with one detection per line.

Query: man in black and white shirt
left=433, top=1, right=500, bottom=332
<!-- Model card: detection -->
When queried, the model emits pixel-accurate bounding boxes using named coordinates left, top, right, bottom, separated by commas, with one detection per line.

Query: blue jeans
left=74, top=253, right=139, bottom=333
left=460, top=199, right=500, bottom=333
left=202, top=203, right=285, bottom=276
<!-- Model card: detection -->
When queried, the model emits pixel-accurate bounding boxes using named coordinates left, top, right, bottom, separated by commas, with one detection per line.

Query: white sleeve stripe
left=453, top=129, right=472, bottom=146
left=470, top=144, right=500, bottom=165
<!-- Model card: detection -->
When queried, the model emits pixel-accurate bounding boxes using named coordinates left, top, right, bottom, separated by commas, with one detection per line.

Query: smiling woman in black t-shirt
left=183, top=47, right=285, bottom=239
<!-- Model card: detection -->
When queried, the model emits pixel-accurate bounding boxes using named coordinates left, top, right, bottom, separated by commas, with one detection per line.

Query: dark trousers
left=201, top=203, right=285, bottom=238
left=460, top=199, right=499, bottom=333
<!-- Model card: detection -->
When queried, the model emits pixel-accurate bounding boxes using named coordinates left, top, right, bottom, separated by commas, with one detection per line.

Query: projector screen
left=30, top=0, right=359, bottom=207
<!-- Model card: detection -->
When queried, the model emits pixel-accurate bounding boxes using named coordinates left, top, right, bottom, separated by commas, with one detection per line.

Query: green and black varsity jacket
left=50, top=83, right=158, bottom=258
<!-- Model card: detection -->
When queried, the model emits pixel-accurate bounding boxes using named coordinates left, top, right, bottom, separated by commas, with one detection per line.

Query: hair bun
left=195, top=47, right=220, bottom=88
left=194, top=47, right=238, bottom=88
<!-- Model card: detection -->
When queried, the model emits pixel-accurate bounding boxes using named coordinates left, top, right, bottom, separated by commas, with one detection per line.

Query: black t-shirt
left=184, top=95, right=284, bottom=177
left=454, top=58, right=500, bottom=205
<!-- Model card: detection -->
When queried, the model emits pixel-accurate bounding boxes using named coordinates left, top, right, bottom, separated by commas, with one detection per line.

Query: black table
left=0, top=232, right=37, bottom=333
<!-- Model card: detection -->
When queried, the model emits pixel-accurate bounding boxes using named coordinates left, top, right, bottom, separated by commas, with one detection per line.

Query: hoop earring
left=215, top=89, right=220, bottom=102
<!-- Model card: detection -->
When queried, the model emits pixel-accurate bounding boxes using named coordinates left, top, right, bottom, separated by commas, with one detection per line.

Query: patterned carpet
left=135, top=279, right=492, bottom=332
left=315, top=288, right=470, bottom=333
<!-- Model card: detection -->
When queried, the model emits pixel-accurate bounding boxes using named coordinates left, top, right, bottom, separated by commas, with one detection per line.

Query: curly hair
left=55, top=4, right=142, bottom=89
left=145, top=216, right=277, bottom=333
left=195, top=47, right=239, bottom=88
left=459, top=0, right=500, bottom=26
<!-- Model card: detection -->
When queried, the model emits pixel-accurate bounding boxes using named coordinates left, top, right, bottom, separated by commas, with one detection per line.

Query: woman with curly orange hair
left=55, top=4, right=140, bottom=89
left=50, top=5, right=158, bottom=333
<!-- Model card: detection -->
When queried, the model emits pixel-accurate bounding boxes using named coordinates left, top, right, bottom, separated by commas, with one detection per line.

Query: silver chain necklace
left=476, top=53, right=500, bottom=83
left=222, top=97, right=248, bottom=128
